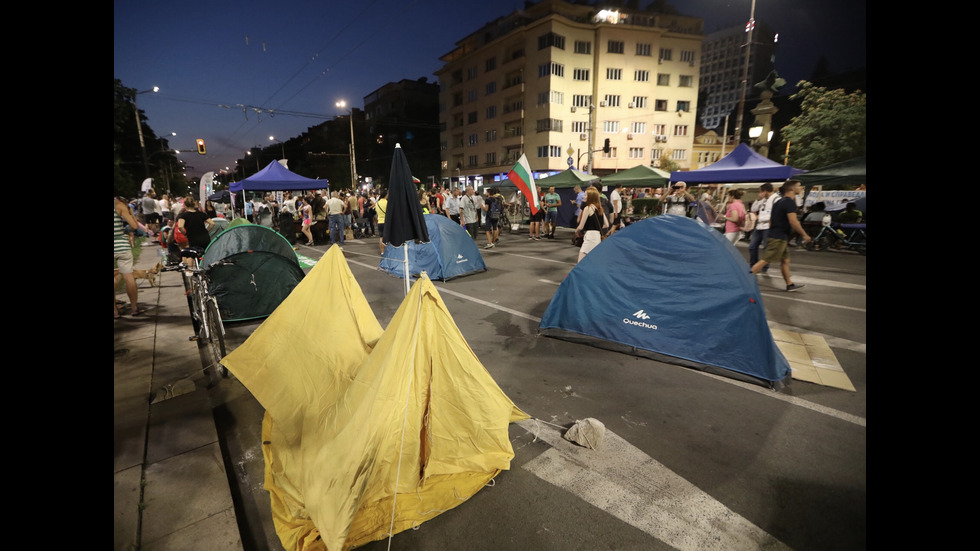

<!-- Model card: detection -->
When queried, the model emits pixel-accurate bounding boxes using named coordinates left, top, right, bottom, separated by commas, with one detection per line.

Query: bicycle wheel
left=812, top=236, right=831, bottom=251
left=203, top=299, right=228, bottom=378
left=183, top=271, right=202, bottom=334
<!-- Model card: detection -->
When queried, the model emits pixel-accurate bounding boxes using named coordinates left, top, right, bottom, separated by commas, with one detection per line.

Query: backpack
left=742, top=212, right=757, bottom=232
left=488, top=196, right=503, bottom=219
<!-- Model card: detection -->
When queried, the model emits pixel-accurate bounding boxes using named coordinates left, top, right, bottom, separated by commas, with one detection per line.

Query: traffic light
left=196, top=139, right=206, bottom=155
left=603, top=138, right=610, bottom=154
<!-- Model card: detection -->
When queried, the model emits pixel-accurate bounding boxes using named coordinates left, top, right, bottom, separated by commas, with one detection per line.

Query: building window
left=572, top=121, right=587, bottom=133
left=606, top=68, right=622, bottom=80
left=551, top=90, right=563, bottom=104
left=574, top=40, right=591, bottom=54
left=632, top=96, right=648, bottom=109
left=537, top=145, right=562, bottom=158
left=636, top=43, right=652, bottom=56
left=573, top=68, right=590, bottom=81
left=468, top=111, right=478, bottom=124
left=676, top=101, right=690, bottom=112
left=634, top=70, right=649, bottom=82
left=673, top=125, right=688, bottom=136
left=679, top=75, right=693, bottom=87
left=651, top=149, right=661, bottom=161
left=485, top=57, right=497, bottom=71
left=538, top=32, right=566, bottom=50
left=468, top=89, right=478, bottom=102
left=680, top=50, right=696, bottom=63
left=629, top=147, right=644, bottom=159
left=653, top=124, right=665, bottom=135
left=603, top=95, right=621, bottom=107
left=572, top=94, right=592, bottom=107
left=468, top=155, right=478, bottom=167
left=486, top=129, right=497, bottom=142
left=468, top=133, right=478, bottom=145
left=630, top=122, right=646, bottom=134
left=486, top=152, right=497, bottom=165
left=486, top=81, right=497, bottom=95
left=671, top=149, right=686, bottom=160
left=466, top=66, right=478, bottom=80
left=486, top=105, right=496, bottom=119
left=608, top=40, right=624, bottom=54
left=657, top=73, right=670, bottom=86
left=601, top=147, right=618, bottom=159
left=539, top=62, right=565, bottom=78
left=655, top=99, right=668, bottom=111
left=536, top=118, right=563, bottom=132
left=602, top=120, right=620, bottom=133
left=659, top=48, right=672, bottom=61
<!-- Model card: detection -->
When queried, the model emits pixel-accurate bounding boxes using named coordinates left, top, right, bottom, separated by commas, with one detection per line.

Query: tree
left=657, top=148, right=680, bottom=174
left=780, top=81, right=866, bottom=170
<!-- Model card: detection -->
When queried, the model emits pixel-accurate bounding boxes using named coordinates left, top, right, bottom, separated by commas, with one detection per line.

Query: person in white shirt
left=748, top=182, right=778, bottom=272
left=605, top=183, right=624, bottom=238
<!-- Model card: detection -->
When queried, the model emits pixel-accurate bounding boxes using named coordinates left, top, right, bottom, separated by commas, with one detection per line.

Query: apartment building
left=697, top=22, right=776, bottom=131
left=435, top=0, right=703, bottom=188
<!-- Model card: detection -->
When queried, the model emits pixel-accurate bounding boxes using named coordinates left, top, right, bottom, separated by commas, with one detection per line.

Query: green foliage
left=781, top=81, right=866, bottom=170
left=657, top=152, right=680, bottom=174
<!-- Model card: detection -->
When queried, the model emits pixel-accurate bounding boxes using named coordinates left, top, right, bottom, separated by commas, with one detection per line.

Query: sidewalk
left=114, top=241, right=243, bottom=551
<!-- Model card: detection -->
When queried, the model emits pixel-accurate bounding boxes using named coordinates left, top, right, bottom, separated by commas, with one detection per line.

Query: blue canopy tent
left=671, top=143, right=805, bottom=184
left=379, top=214, right=486, bottom=281
left=229, top=161, right=327, bottom=193
left=539, top=214, right=791, bottom=389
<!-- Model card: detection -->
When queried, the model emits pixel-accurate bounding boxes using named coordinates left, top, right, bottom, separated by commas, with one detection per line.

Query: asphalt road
left=210, top=227, right=866, bottom=551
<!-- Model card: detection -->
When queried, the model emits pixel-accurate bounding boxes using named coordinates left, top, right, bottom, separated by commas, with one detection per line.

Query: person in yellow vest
left=376, top=190, right=388, bottom=254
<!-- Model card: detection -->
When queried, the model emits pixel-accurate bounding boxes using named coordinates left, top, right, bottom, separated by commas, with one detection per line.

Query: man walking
left=606, top=183, right=624, bottom=238
left=543, top=186, right=561, bottom=238
left=460, top=186, right=484, bottom=240
left=750, top=180, right=811, bottom=291
left=445, top=187, right=461, bottom=225
left=749, top=183, right=777, bottom=273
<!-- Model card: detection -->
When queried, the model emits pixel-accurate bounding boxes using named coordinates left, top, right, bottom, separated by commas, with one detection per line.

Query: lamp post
left=336, top=101, right=358, bottom=191
left=733, top=0, right=757, bottom=145
left=269, top=136, right=284, bottom=159
left=133, top=86, right=159, bottom=180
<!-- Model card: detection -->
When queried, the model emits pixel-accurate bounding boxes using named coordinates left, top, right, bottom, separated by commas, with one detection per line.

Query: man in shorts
left=543, top=186, right=561, bottom=238
left=750, top=180, right=811, bottom=291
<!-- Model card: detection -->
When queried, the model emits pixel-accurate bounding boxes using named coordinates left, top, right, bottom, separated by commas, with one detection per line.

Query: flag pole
left=403, top=245, right=410, bottom=296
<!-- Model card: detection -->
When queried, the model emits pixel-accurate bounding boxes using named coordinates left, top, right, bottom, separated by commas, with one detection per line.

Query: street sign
left=567, top=156, right=574, bottom=166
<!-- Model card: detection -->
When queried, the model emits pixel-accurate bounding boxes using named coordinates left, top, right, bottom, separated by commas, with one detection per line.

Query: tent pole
left=404, top=245, right=410, bottom=296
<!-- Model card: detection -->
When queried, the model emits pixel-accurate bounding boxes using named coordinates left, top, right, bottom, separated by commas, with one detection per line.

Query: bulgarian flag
left=508, top=153, right=540, bottom=215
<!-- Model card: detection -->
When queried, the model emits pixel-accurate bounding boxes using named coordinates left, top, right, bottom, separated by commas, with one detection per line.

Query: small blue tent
left=539, top=215, right=791, bottom=389
left=379, top=214, right=487, bottom=281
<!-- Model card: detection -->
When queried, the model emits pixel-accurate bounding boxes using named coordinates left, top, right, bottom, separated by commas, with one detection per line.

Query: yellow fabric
left=223, top=245, right=528, bottom=551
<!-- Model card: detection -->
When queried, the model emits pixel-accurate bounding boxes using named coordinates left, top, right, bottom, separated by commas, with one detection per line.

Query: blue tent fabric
left=229, top=161, right=326, bottom=192
left=671, top=143, right=805, bottom=184
left=539, top=215, right=791, bottom=389
left=379, top=214, right=486, bottom=281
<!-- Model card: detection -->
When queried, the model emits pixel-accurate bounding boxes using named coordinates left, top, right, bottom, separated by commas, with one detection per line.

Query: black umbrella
left=382, top=144, right=430, bottom=294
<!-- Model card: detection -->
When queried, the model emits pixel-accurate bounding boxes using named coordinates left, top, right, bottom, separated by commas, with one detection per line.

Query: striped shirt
left=114, top=200, right=131, bottom=255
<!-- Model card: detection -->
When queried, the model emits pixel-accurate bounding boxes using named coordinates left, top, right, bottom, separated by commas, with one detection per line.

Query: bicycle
left=804, top=221, right=866, bottom=255
left=165, top=248, right=230, bottom=385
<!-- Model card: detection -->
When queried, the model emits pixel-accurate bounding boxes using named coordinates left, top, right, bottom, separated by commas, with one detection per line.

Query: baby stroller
left=351, top=216, right=370, bottom=239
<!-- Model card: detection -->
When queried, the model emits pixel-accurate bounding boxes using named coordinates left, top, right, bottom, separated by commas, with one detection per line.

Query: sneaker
left=534, top=236, right=541, bottom=240
left=785, top=283, right=805, bottom=292
left=528, top=236, right=535, bottom=240
left=484, top=242, right=494, bottom=249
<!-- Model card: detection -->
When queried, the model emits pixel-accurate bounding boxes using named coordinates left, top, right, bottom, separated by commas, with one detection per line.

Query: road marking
left=760, top=292, right=866, bottom=313
left=342, top=253, right=866, bottom=426
left=518, top=419, right=791, bottom=551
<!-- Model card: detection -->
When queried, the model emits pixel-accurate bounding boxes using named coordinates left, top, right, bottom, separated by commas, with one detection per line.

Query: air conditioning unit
left=628, top=102, right=635, bottom=109
left=655, top=135, right=667, bottom=142
left=570, top=106, right=576, bottom=113
left=627, top=133, right=634, bottom=140
left=579, top=133, right=587, bottom=141
left=599, top=101, right=607, bottom=107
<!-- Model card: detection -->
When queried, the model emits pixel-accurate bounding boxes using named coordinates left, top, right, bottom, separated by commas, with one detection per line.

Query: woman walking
left=574, top=187, right=609, bottom=263
left=300, top=195, right=314, bottom=246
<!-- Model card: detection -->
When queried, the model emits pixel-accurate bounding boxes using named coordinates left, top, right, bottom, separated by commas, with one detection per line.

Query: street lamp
left=133, top=86, right=159, bottom=180
left=269, top=136, right=284, bottom=159
left=336, top=100, right=358, bottom=191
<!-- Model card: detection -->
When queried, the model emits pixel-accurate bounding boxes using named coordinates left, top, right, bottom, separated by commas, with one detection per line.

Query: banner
left=200, top=172, right=214, bottom=206
left=803, top=190, right=865, bottom=212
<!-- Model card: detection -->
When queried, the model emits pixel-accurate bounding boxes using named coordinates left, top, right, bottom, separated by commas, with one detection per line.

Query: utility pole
left=733, top=0, right=757, bottom=145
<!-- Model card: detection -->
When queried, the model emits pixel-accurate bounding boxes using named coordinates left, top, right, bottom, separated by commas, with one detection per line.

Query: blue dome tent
left=539, top=215, right=791, bottom=389
left=379, top=214, right=487, bottom=281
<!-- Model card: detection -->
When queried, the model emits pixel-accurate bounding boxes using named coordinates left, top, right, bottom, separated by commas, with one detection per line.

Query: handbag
left=571, top=234, right=584, bottom=247
left=173, top=225, right=189, bottom=246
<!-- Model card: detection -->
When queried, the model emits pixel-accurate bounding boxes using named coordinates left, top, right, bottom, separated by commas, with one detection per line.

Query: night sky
left=114, top=0, right=865, bottom=178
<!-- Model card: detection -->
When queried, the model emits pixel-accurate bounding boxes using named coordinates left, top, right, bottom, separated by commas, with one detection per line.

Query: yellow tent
left=222, top=245, right=529, bottom=550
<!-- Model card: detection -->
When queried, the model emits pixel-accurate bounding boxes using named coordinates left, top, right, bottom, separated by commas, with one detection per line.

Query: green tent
left=599, top=164, right=671, bottom=188
left=201, top=223, right=306, bottom=322
left=797, top=157, right=866, bottom=189
left=496, top=167, right=599, bottom=189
